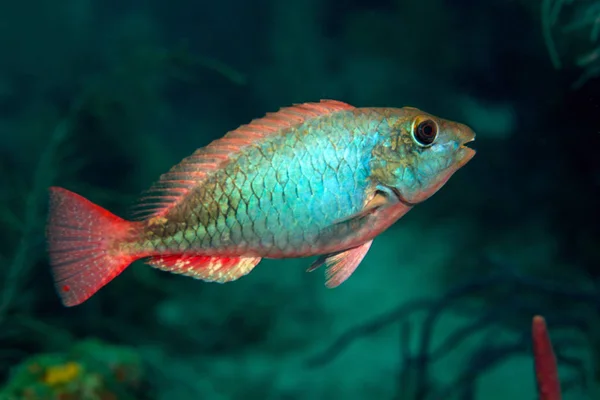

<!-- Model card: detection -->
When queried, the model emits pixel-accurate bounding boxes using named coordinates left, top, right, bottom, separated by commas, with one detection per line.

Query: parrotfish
left=46, top=100, right=475, bottom=307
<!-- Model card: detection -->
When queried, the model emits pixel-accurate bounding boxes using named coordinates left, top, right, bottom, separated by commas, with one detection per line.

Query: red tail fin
left=46, top=187, right=140, bottom=307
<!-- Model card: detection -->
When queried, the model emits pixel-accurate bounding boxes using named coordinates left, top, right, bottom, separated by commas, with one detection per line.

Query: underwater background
left=0, top=0, right=599, bottom=399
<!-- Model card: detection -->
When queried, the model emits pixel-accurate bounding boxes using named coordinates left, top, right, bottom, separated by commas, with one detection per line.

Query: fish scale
left=45, top=100, right=475, bottom=306
left=168, top=111, right=376, bottom=256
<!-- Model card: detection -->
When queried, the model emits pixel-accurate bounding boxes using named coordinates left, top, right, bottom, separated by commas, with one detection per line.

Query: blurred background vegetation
left=0, top=0, right=599, bottom=399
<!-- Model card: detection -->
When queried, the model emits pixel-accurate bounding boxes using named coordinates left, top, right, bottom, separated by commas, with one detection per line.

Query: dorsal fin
left=131, top=99, right=355, bottom=220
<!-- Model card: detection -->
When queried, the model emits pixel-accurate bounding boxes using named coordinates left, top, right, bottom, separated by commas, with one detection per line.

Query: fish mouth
left=459, top=126, right=476, bottom=148
left=461, top=136, right=476, bottom=153
left=455, top=122, right=476, bottom=146
left=457, top=133, right=476, bottom=168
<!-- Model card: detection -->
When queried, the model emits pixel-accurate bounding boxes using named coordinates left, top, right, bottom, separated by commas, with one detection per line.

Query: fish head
left=371, top=107, right=475, bottom=205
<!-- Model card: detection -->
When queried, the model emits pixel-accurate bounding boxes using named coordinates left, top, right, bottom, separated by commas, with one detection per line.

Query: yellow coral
left=43, top=361, right=81, bottom=386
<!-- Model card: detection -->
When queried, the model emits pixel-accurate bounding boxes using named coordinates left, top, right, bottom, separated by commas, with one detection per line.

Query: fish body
left=143, top=106, right=396, bottom=257
left=47, top=100, right=475, bottom=306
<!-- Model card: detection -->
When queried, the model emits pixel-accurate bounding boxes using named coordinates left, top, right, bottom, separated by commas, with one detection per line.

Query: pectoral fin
left=307, top=240, right=373, bottom=288
left=333, top=191, right=389, bottom=225
left=317, top=191, right=393, bottom=242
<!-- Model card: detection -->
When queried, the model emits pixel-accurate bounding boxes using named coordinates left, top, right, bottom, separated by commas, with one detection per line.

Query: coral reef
left=0, top=339, right=148, bottom=400
left=533, top=316, right=562, bottom=400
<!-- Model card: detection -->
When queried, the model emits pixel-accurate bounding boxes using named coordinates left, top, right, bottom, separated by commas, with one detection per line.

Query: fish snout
left=454, top=123, right=476, bottom=167
left=457, top=123, right=476, bottom=148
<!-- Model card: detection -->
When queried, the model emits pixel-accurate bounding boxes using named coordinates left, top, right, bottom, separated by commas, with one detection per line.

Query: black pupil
left=416, top=121, right=436, bottom=144
left=422, top=125, right=433, bottom=136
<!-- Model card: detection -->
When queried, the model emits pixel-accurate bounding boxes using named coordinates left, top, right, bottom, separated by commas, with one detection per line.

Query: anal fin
left=307, top=240, right=373, bottom=288
left=147, top=255, right=261, bottom=283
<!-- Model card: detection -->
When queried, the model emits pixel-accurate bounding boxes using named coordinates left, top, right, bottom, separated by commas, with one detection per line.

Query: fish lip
left=460, top=130, right=476, bottom=147
left=459, top=132, right=476, bottom=156
left=457, top=145, right=476, bottom=168
left=456, top=128, right=476, bottom=167
left=463, top=136, right=475, bottom=145
left=455, top=123, right=476, bottom=148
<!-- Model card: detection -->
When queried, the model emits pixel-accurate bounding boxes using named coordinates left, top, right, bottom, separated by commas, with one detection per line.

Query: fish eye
left=412, top=118, right=438, bottom=147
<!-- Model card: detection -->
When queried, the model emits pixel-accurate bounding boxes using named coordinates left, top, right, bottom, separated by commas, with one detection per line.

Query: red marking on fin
left=532, top=316, right=562, bottom=400
left=308, top=240, right=373, bottom=288
left=147, top=254, right=261, bottom=283
left=46, top=187, right=142, bottom=307
left=132, top=100, right=355, bottom=220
